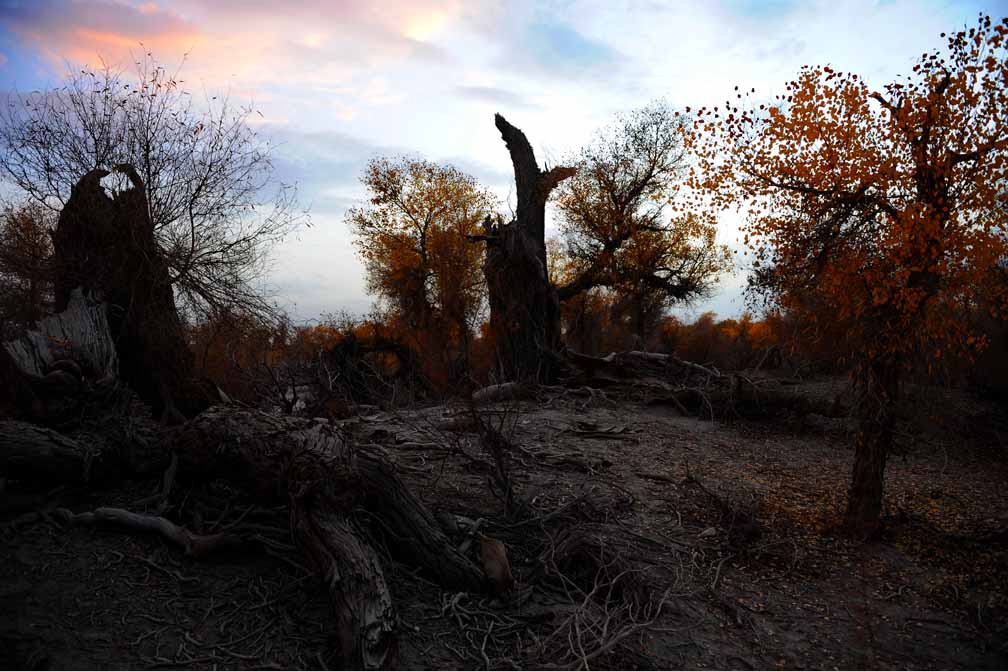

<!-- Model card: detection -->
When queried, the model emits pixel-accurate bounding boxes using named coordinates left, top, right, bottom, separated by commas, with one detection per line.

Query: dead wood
left=4, top=288, right=117, bottom=381
left=313, top=332, right=432, bottom=412
left=473, top=115, right=575, bottom=383
left=51, top=167, right=206, bottom=421
left=54, top=506, right=245, bottom=559
left=0, top=411, right=167, bottom=486
left=0, top=421, right=97, bottom=484
left=564, top=348, right=847, bottom=420
left=166, top=405, right=485, bottom=669
left=2, top=288, right=119, bottom=421
left=471, top=381, right=531, bottom=404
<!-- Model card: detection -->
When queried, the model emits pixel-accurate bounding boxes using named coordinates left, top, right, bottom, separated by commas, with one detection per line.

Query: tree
left=0, top=201, right=53, bottom=337
left=475, top=114, right=575, bottom=382
left=348, top=157, right=498, bottom=358
left=554, top=101, right=732, bottom=342
left=693, top=14, right=1008, bottom=534
left=0, top=55, right=300, bottom=321
left=51, top=165, right=206, bottom=421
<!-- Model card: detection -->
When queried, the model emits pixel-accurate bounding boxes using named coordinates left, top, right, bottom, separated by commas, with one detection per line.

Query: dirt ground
left=2, top=375, right=1006, bottom=670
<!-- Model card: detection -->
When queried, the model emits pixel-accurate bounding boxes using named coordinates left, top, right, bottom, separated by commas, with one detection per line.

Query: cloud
left=0, top=0, right=989, bottom=320
left=0, top=0, right=457, bottom=93
left=0, top=0, right=198, bottom=67
left=455, top=85, right=535, bottom=109
left=523, top=19, right=621, bottom=76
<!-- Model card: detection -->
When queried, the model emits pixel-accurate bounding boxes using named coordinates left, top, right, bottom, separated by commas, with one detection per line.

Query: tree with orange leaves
left=348, top=157, right=499, bottom=348
left=0, top=201, right=53, bottom=337
left=692, top=14, right=1008, bottom=534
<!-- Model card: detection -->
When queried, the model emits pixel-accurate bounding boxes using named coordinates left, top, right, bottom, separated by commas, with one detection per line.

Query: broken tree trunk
left=167, top=406, right=484, bottom=670
left=51, top=166, right=205, bottom=421
left=476, top=114, right=575, bottom=383
left=2, top=288, right=119, bottom=421
left=4, top=287, right=118, bottom=382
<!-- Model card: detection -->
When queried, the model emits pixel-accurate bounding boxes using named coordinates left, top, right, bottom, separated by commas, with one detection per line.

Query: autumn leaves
left=689, top=14, right=1008, bottom=532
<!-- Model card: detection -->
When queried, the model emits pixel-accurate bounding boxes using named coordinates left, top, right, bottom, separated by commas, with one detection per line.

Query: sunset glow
left=0, top=0, right=993, bottom=320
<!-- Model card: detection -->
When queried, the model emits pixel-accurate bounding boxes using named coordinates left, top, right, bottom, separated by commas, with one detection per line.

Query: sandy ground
left=2, top=376, right=1006, bottom=669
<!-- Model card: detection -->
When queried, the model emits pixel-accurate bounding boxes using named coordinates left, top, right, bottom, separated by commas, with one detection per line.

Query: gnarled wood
left=167, top=405, right=484, bottom=669
left=0, top=421, right=97, bottom=484
left=52, top=167, right=204, bottom=421
left=4, top=287, right=117, bottom=381
left=477, top=115, right=575, bottom=382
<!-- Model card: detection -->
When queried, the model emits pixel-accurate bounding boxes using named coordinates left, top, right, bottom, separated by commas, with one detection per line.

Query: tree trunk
left=0, top=421, right=97, bottom=484
left=844, top=358, right=899, bottom=536
left=51, top=166, right=205, bottom=421
left=479, top=114, right=575, bottom=382
left=4, top=287, right=118, bottom=381
left=2, top=288, right=118, bottom=421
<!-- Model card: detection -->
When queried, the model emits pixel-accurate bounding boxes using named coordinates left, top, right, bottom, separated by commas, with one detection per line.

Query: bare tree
left=0, top=54, right=302, bottom=321
left=554, top=101, right=731, bottom=341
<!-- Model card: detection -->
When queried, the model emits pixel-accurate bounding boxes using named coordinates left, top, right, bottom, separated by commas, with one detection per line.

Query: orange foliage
left=690, top=15, right=1008, bottom=375
left=689, top=14, right=1008, bottom=530
left=0, top=202, right=53, bottom=335
left=189, top=312, right=280, bottom=403
left=347, top=157, right=499, bottom=388
left=655, top=311, right=781, bottom=370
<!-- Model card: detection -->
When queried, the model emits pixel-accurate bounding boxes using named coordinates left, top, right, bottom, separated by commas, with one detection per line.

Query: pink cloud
left=1, top=0, right=461, bottom=89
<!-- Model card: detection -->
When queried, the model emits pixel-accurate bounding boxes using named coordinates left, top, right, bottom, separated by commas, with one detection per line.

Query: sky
left=0, top=0, right=998, bottom=322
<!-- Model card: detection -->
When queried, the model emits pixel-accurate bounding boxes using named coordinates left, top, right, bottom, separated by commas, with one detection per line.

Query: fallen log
left=0, top=421, right=97, bottom=484
left=167, top=405, right=485, bottom=669
left=471, top=381, right=532, bottom=404
left=565, top=349, right=849, bottom=419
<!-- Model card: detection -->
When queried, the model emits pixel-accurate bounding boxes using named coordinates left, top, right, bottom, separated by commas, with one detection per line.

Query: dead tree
left=1, top=296, right=487, bottom=670
left=474, top=114, right=575, bottom=382
left=51, top=166, right=206, bottom=421
left=2, top=287, right=117, bottom=420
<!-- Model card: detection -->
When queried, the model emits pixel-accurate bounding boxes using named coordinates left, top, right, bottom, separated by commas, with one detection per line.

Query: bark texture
left=4, top=287, right=118, bottom=381
left=167, top=406, right=484, bottom=669
left=2, top=288, right=117, bottom=420
left=0, top=421, right=97, bottom=484
left=479, top=114, right=574, bottom=382
left=844, top=358, right=899, bottom=536
left=51, top=166, right=204, bottom=420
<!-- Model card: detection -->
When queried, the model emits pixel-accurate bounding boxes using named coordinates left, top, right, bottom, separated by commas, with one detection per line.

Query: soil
left=2, top=375, right=1006, bottom=670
